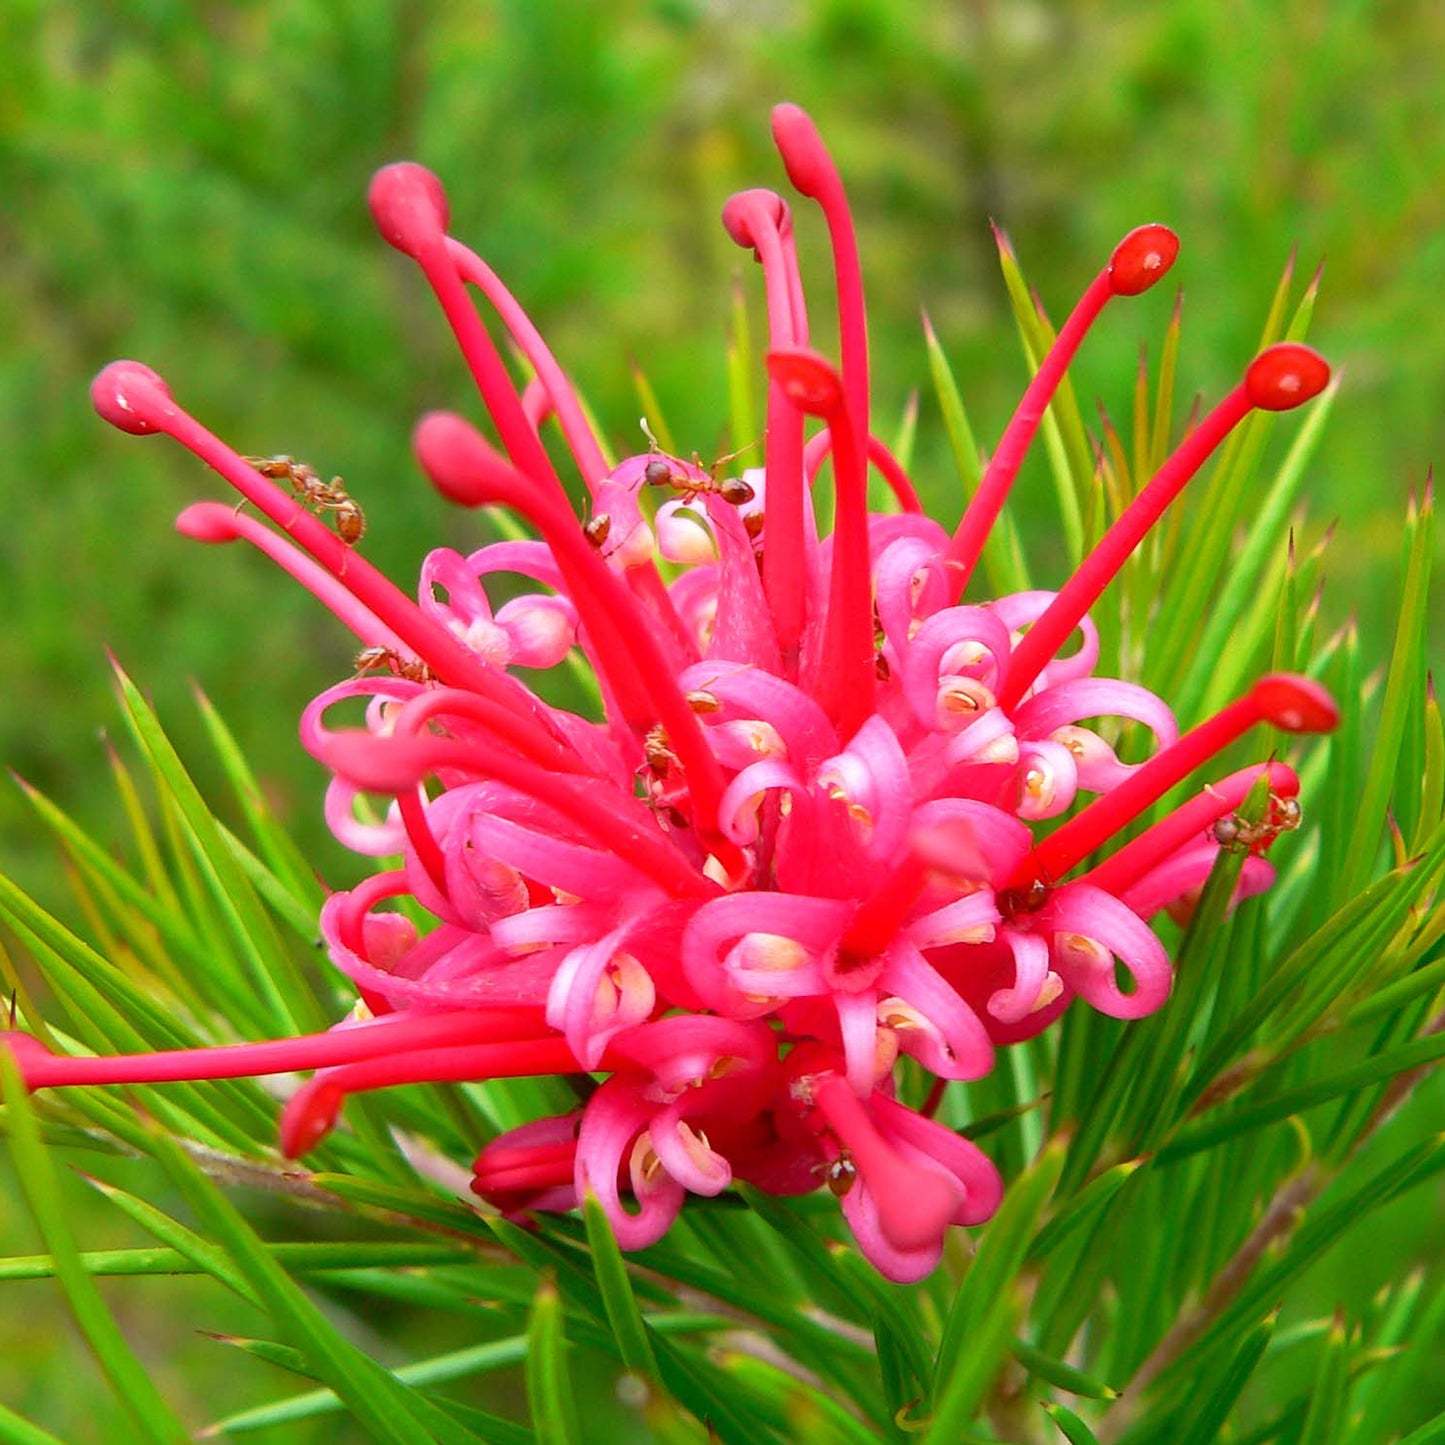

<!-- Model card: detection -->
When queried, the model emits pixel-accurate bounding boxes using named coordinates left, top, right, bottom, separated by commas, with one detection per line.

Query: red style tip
left=367, top=162, right=450, bottom=260
left=1244, top=344, right=1331, bottom=411
left=721, top=188, right=791, bottom=253
left=279, top=1078, right=343, bottom=1158
left=413, top=411, right=507, bottom=507
left=91, top=360, right=175, bottom=436
left=1250, top=673, right=1340, bottom=733
left=766, top=347, right=844, bottom=415
left=1108, top=224, right=1180, bottom=296
left=770, top=103, right=830, bottom=198
left=174, top=502, right=241, bottom=543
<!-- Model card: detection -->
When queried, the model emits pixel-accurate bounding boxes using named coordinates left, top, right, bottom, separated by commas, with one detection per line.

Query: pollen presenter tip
left=1108, top=224, right=1181, bottom=296
left=766, top=348, right=845, bottom=414
left=413, top=411, right=505, bottom=508
left=1245, top=344, right=1331, bottom=411
left=367, top=162, right=451, bottom=259
left=769, top=103, right=830, bottom=198
left=174, top=502, right=242, bottom=543
left=721, top=188, right=792, bottom=252
left=91, top=360, right=175, bottom=435
left=1252, top=673, right=1341, bottom=733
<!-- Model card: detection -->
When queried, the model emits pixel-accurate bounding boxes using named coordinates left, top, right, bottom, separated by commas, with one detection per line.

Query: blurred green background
left=1, top=0, right=1443, bottom=1436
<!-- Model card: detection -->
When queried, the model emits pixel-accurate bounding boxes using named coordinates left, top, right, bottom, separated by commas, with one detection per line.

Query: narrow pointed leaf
left=1170, top=1310, right=1277, bottom=1445
left=1155, top=1135, right=1445, bottom=1391
left=926, top=1139, right=1064, bottom=1443
left=193, top=687, right=326, bottom=911
left=892, top=388, right=919, bottom=472
left=631, top=360, right=676, bottom=456
left=1148, top=292, right=1183, bottom=473
left=105, top=740, right=184, bottom=917
left=923, top=313, right=1030, bottom=594
left=1173, top=381, right=1336, bottom=721
left=1341, top=486, right=1434, bottom=897
left=1044, top=1401, right=1103, bottom=1445
left=644, top=1339, right=788, bottom=1445
left=994, top=236, right=1093, bottom=552
left=0, top=1402, right=72, bottom=1445
left=1298, top=1315, right=1349, bottom=1445
left=80, top=1168, right=256, bottom=1303
left=1029, top=1160, right=1142, bottom=1261
left=112, top=662, right=328, bottom=1035
left=1414, top=681, right=1445, bottom=856
left=1396, top=1417, right=1445, bottom=1445
left=1158, top=1026, right=1445, bottom=1164
left=0, top=1051, right=192, bottom=1445
left=527, top=1276, right=583, bottom=1445
left=1013, top=1337, right=1119, bottom=1400
left=711, top=1349, right=879, bottom=1445
left=582, top=1192, right=659, bottom=1378
left=204, top=1333, right=316, bottom=1378
left=146, top=1125, right=487, bottom=1445
left=204, top=1338, right=534, bottom=1438
left=16, top=780, right=204, bottom=999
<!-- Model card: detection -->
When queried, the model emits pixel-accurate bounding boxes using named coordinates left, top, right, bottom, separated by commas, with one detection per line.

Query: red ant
left=246, top=455, right=365, bottom=544
left=1210, top=792, right=1302, bottom=854
left=639, top=420, right=758, bottom=507
left=354, top=645, right=436, bottom=684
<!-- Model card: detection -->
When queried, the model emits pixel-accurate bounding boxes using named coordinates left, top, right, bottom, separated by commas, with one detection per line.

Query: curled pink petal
left=1048, top=883, right=1173, bottom=1018
left=576, top=1080, right=686, bottom=1250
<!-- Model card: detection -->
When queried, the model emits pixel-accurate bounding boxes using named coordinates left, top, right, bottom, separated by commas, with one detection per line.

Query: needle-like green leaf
left=526, top=1275, right=583, bottom=1445
left=926, top=1139, right=1064, bottom=1443
left=582, top=1191, right=660, bottom=1379
left=146, top=1123, right=489, bottom=1445
left=0, top=1051, right=192, bottom=1445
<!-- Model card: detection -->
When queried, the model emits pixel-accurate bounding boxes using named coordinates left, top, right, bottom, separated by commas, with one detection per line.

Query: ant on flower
left=814, top=1152, right=858, bottom=1197
left=245, top=454, right=366, bottom=544
left=639, top=419, right=758, bottom=507
left=582, top=511, right=613, bottom=549
left=1210, top=791, right=1302, bottom=854
left=353, top=645, right=436, bottom=685
left=997, top=876, right=1052, bottom=920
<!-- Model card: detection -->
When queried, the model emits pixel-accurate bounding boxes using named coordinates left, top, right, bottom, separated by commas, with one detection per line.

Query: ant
left=639, top=419, right=758, bottom=507
left=997, top=876, right=1051, bottom=919
left=642, top=724, right=678, bottom=779
left=354, top=645, right=436, bottom=684
left=1211, top=792, right=1302, bottom=854
left=812, top=1152, right=858, bottom=1197
left=246, top=455, right=366, bottom=544
left=685, top=688, right=722, bottom=714
left=583, top=511, right=613, bottom=549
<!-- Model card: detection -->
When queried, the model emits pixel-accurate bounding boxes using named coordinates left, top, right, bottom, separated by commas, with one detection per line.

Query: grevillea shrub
left=4, top=103, right=1442, bottom=1444
left=9, top=105, right=1338, bottom=1281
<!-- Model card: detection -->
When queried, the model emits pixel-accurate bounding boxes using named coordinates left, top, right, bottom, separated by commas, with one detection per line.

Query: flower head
left=9, top=105, right=1336, bottom=1281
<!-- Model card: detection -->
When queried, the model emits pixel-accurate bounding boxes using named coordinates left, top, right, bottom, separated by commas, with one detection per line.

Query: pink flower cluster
left=9, top=106, right=1336, bottom=1280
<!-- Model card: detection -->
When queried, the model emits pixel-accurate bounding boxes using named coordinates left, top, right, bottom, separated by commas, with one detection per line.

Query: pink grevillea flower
left=4, top=105, right=1338, bottom=1283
